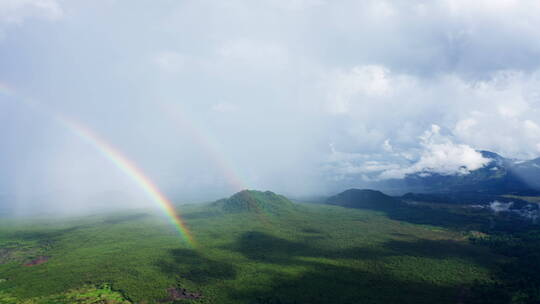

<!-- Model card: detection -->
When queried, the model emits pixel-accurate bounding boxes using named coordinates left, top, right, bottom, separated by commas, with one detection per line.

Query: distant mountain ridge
left=379, top=150, right=540, bottom=195
left=326, top=189, right=399, bottom=211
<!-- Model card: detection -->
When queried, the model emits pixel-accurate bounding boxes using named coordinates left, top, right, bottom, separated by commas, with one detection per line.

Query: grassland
left=0, top=192, right=506, bottom=304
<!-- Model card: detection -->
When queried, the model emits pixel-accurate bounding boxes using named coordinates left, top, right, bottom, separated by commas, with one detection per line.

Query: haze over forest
left=2, top=0, right=540, bottom=214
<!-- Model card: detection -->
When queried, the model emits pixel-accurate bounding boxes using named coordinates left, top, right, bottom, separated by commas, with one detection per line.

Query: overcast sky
left=1, top=0, right=540, bottom=211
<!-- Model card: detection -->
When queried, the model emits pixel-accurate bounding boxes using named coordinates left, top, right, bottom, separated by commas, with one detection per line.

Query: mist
left=2, top=0, right=540, bottom=215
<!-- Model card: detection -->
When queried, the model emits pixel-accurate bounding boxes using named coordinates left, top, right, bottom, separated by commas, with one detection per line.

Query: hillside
left=326, top=189, right=400, bottom=211
left=213, top=190, right=295, bottom=214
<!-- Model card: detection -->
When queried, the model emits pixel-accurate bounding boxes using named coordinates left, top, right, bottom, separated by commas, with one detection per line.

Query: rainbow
left=0, top=84, right=194, bottom=246
left=159, top=103, right=246, bottom=192
left=59, top=118, right=195, bottom=246
left=0, top=82, right=15, bottom=97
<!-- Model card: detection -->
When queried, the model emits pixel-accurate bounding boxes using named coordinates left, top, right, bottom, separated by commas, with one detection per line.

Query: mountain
left=213, top=190, right=294, bottom=214
left=326, top=189, right=400, bottom=211
left=379, top=151, right=540, bottom=195
left=510, top=157, right=540, bottom=190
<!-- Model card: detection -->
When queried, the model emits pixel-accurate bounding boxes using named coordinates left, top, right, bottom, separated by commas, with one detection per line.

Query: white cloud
left=369, top=1, right=396, bottom=18
left=324, top=144, right=402, bottom=181
left=489, top=201, right=512, bottom=213
left=326, top=124, right=492, bottom=181
left=444, top=0, right=526, bottom=15
left=449, top=70, right=540, bottom=159
left=5, top=0, right=540, bottom=198
left=153, top=51, right=185, bottom=72
left=0, top=0, right=62, bottom=24
left=320, top=64, right=540, bottom=184
left=454, top=118, right=477, bottom=136
left=211, top=102, right=238, bottom=113
left=326, top=65, right=405, bottom=114
left=217, top=39, right=289, bottom=70
left=524, top=120, right=540, bottom=137
left=323, top=66, right=540, bottom=160
left=264, top=0, right=325, bottom=11
left=382, top=139, right=393, bottom=152
left=379, top=125, right=491, bottom=179
left=0, top=0, right=62, bottom=39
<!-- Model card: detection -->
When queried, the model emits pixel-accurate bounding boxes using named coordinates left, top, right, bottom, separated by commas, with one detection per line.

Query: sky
left=1, top=0, right=540, bottom=213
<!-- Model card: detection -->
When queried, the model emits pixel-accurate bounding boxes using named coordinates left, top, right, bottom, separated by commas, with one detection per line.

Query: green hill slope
left=213, top=190, right=295, bottom=214
left=326, top=189, right=400, bottom=211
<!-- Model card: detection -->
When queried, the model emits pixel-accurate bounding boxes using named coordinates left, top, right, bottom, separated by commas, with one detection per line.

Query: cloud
left=211, top=102, right=238, bottom=113
left=154, top=51, right=186, bottom=72
left=4, top=0, right=540, bottom=202
left=0, top=0, right=62, bottom=40
left=326, top=65, right=395, bottom=114
left=313, top=0, right=540, bottom=77
left=263, top=0, right=325, bottom=11
left=450, top=70, right=540, bottom=159
left=326, top=125, right=492, bottom=181
left=443, top=0, right=528, bottom=15
left=489, top=201, right=513, bottom=213
left=486, top=201, right=539, bottom=222
left=216, top=39, right=290, bottom=71
left=524, top=120, right=540, bottom=137
left=379, top=125, right=491, bottom=179
left=324, top=143, right=403, bottom=182
left=382, top=139, right=393, bottom=153
left=0, top=0, right=61, bottom=28
left=323, top=65, right=540, bottom=162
